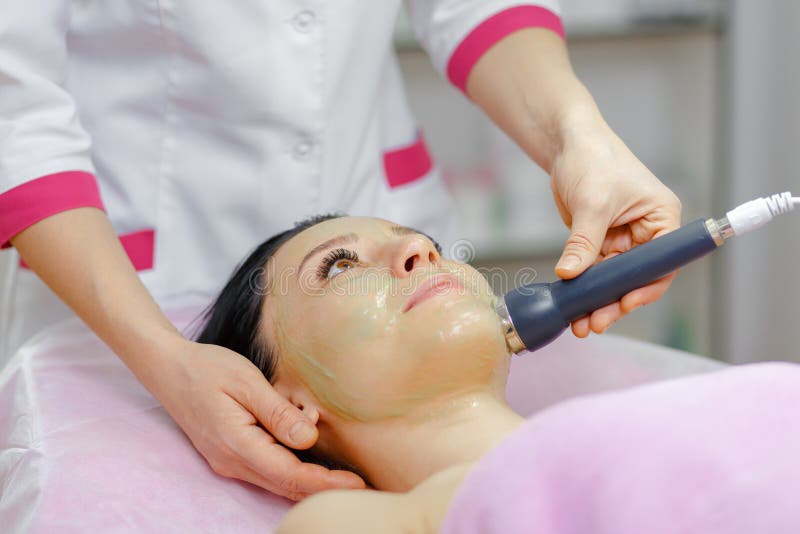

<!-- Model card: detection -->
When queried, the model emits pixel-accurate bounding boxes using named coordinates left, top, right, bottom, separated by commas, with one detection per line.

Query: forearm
left=466, top=28, right=609, bottom=174
left=10, top=208, right=182, bottom=386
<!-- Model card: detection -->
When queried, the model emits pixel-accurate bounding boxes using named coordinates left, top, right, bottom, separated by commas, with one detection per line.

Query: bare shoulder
left=275, top=464, right=475, bottom=534
left=275, top=488, right=423, bottom=534
left=406, top=462, right=476, bottom=531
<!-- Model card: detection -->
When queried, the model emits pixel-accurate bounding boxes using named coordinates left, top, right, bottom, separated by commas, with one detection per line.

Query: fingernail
left=289, top=421, right=315, bottom=444
left=558, top=255, right=581, bottom=272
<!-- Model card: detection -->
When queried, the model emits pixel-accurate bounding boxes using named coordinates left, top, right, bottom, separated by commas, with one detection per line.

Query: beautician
left=0, top=1, right=680, bottom=500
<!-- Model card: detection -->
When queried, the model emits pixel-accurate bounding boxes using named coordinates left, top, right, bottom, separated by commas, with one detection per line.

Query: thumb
left=249, top=383, right=318, bottom=449
left=556, top=212, right=607, bottom=279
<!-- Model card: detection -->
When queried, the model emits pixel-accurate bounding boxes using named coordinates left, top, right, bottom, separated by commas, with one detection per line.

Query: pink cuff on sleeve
left=383, top=133, right=434, bottom=188
left=446, top=5, right=566, bottom=94
left=0, top=171, right=105, bottom=248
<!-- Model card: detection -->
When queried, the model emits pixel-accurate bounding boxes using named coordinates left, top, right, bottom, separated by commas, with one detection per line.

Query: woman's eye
left=327, top=259, right=355, bottom=279
left=318, top=248, right=359, bottom=281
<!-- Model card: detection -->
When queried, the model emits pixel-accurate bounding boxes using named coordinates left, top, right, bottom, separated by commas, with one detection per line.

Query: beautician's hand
left=551, top=123, right=682, bottom=337
left=152, top=339, right=366, bottom=500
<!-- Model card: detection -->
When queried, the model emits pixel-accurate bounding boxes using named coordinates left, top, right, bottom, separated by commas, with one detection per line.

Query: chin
left=407, top=297, right=509, bottom=374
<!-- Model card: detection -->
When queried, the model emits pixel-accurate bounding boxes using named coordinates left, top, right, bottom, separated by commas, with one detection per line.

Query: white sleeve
left=0, top=1, right=102, bottom=247
left=403, top=0, right=564, bottom=92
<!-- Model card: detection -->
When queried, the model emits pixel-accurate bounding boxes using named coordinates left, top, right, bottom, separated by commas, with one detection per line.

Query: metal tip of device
left=495, top=297, right=526, bottom=354
left=705, top=217, right=734, bottom=246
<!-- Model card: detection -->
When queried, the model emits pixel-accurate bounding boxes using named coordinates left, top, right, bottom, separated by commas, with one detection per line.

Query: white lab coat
left=0, top=1, right=562, bottom=361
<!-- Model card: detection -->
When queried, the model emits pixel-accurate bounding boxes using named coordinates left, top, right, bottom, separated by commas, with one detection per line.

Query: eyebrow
left=298, top=233, right=359, bottom=273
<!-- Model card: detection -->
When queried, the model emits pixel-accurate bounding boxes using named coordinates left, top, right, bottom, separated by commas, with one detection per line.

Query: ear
left=273, top=378, right=321, bottom=426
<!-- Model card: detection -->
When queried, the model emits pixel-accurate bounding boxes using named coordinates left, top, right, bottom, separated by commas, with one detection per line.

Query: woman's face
left=263, top=216, right=510, bottom=422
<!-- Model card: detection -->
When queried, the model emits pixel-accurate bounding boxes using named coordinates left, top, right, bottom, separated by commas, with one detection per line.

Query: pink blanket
left=442, top=362, right=800, bottom=534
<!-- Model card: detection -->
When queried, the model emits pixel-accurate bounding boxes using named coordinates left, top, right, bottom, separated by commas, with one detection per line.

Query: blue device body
left=503, top=218, right=719, bottom=353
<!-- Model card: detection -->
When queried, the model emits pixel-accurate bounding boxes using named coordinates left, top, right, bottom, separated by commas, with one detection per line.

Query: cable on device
left=724, top=191, right=797, bottom=237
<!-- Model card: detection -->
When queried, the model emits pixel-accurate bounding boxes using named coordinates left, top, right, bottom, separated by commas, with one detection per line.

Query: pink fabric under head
left=0, top=171, right=105, bottom=249
left=0, top=302, right=291, bottom=532
left=446, top=5, right=565, bottom=94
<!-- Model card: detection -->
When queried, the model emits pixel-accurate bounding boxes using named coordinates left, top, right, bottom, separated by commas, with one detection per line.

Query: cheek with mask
left=271, top=261, right=511, bottom=422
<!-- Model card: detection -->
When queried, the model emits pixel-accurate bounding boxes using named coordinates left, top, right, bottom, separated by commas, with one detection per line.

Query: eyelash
left=317, top=248, right=359, bottom=280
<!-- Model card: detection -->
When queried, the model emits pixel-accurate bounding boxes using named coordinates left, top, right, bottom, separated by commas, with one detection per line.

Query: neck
left=327, top=389, right=524, bottom=492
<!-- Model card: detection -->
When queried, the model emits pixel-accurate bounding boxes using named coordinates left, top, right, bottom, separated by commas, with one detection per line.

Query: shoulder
left=406, top=463, right=477, bottom=531
left=275, top=488, right=422, bottom=534
left=275, top=464, right=476, bottom=534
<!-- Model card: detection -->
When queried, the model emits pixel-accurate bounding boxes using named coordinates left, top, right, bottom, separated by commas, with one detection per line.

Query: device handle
left=552, top=218, right=717, bottom=322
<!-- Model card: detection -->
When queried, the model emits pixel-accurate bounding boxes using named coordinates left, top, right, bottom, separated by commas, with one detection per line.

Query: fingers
left=571, top=303, right=621, bottom=337
left=241, top=376, right=318, bottom=449
left=662, top=190, right=683, bottom=231
left=233, top=425, right=366, bottom=500
left=555, top=210, right=609, bottom=280
left=570, top=273, right=676, bottom=336
left=241, top=458, right=365, bottom=501
left=231, top=460, right=363, bottom=501
left=619, top=272, right=676, bottom=313
left=589, top=301, right=622, bottom=334
left=571, top=316, right=591, bottom=338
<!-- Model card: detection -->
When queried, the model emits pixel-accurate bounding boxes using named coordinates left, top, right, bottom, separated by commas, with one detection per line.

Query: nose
left=392, top=235, right=440, bottom=278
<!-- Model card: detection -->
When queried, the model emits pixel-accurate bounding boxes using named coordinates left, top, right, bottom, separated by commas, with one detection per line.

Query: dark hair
left=195, top=213, right=342, bottom=379
left=193, top=214, right=347, bottom=471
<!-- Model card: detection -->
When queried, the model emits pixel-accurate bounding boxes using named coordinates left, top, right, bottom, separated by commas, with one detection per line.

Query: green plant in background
left=664, top=311, right=695, bottom=354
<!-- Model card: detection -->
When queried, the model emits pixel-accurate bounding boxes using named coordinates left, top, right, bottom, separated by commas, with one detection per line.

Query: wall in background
left=717, top=1, right=800, bottom=363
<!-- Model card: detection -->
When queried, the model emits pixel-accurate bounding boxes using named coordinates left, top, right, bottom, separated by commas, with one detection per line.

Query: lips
left=402, top=273, right=465, bottom=313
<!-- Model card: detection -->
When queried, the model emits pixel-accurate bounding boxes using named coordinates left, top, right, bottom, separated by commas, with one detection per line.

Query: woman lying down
left=198, top=214, right=800, bottom=534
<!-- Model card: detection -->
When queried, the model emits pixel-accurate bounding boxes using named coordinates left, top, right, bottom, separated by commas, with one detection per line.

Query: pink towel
left=442, top=362, right=800, bottom=534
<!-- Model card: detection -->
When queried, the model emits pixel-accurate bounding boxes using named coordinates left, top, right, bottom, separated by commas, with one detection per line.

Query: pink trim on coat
left=447, top=5, right=565, bottom=94
left=0, top=171, right=105, bottom=248
left=383, top=133, right=434, bottom=188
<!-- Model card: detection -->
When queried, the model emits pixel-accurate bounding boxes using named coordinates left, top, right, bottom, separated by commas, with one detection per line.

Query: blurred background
left=396, top=0, right=799, bottom=363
